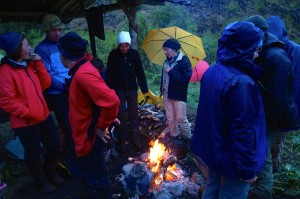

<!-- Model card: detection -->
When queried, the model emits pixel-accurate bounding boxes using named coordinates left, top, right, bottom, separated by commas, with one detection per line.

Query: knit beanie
left=0, top=32, right=22, bottom=55
left=58, top=31, right=88, bottom=61
left=42, top=14, right=64, bottom=31
left=163, top=38, right=181, bottom=51
left=244, top=15, right=269, bottom=33
left=117, top=31, right=131, bottom=45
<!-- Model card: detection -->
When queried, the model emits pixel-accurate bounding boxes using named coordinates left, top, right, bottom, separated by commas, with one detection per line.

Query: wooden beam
left=0, top=11, right=47, bottom=17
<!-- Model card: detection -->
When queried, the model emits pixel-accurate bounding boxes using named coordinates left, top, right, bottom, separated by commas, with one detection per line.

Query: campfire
left=119, top=139, right=203, bottom=198
left=118, top=103, right=204, bottom=198
left=148, top=139, right=182, bottom=187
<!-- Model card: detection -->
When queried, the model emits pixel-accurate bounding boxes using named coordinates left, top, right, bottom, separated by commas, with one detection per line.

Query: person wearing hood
left=266, top=15, right=300, bottom=171
left=106, top=31, right=155, bottom=152
left=0, top=32, right=63, bottom=194
left=244, top=15, right=300, bottom=199
left=191, top=21, right=267, bottom=198
left=160, top=38, right=192, bottom=144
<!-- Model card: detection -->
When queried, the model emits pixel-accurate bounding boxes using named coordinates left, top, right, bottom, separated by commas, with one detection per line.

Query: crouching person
left=0, top=32, right=63, bottom=194
left=58, top=31, right=120, bottom=199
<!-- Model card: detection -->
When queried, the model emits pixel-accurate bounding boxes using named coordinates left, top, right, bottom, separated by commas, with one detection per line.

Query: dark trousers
left=68, top=137, right=112, bottom=199
left=44, top=93, right=71, bottom=147
left=116, top=90, right=140, bottom=143
left=14, top=115, right=61, bottom=162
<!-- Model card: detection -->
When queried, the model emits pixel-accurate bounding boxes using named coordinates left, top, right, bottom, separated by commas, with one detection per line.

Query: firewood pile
left=138, top=103, right=169, bottom=140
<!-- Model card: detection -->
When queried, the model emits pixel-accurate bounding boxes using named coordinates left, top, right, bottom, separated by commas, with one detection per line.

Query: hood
left=266, top=16, right=289, bottom=43
left=264, top=32, right=285, bottom=48
left=0, top=56, right=28, bottom=68
left=217, top=21, right=264, bottom=79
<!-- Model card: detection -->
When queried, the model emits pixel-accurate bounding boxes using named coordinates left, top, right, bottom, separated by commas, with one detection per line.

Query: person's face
left=46, top=28, right=63, bottom=42
left=119, top=43, right=130, bottom=54
left=20, top=38, right=32, bottom=61
left=253, top=46, right=262, bottom=60
left=163, top=47, right=177, bottom=59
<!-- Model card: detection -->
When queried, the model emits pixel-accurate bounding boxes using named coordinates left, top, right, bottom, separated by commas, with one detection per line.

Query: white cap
left=117, top=31, right=131, bottom=45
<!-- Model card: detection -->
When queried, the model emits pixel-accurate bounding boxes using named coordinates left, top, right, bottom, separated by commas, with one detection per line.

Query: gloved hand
left=143, top=90, right=157, bottom=104
left=156, top=94, right=164, bottom=110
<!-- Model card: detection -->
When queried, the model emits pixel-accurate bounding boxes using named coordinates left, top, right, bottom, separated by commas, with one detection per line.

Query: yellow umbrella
left=141, top=26, right=206, bottom=67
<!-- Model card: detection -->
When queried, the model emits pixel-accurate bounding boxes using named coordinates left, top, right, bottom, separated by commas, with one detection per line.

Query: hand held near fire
left=96, top=128, right=110, bottom=144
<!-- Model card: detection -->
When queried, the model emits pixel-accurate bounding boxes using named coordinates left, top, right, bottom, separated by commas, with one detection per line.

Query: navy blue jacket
left=191, top=21, right=267, bottom=180
left=266, top=16, right=300, bottom=120
left=255, top=32, right=300, bottom=131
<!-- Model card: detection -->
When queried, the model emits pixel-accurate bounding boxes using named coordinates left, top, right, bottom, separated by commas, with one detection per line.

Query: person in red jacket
left=0, top=32, right=63, bottom=194
left=58, top=31, right=120, bottom=199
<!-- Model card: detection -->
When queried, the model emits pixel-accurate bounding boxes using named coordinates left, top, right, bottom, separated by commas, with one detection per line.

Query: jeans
left=14, top=115, right=61, bottom=161
left=68, top=137, right=112, bottom=199
left=163, top=93, right=191, bottom=139
left=202, top=169, right=250, bottom=199
left=116, top=90, right=140, bottom=143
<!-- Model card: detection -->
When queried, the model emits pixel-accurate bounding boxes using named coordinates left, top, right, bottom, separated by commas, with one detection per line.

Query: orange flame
left=149, top=140, right=166, bottom=172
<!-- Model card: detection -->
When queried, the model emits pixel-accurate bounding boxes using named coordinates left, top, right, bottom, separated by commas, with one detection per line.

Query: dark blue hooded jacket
left=191, top=21, right=267, bottom=180
left=266, top=16, right=300, bottom=118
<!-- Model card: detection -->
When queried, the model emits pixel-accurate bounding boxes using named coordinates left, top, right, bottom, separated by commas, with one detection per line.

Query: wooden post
left=122, top=5, right=138, bottom=50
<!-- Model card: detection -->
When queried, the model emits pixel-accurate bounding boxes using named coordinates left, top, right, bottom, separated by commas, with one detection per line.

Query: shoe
left=38, top=181, right=56, bottom=194
left=118, top=142, right=128, bottom=153
left=110, top=147, right=119, bottom=160
left=133, top=137, right=142, bottom=149
left=159, top=133, right=172, bottom=145
left=44, top=165, right=64, bottom=186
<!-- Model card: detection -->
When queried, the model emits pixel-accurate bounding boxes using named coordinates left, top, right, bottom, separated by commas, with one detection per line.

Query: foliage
left=143, top=2, right=197, bottom=33
left=273, top=131, right=300, bottom=197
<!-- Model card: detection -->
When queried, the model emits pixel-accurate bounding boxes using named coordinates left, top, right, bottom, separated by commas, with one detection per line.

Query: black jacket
left=106, top=48, right=148, bottom=93
left=255, top=33, right=300, bottom=131
left=160, top=52, right=192, bottom=102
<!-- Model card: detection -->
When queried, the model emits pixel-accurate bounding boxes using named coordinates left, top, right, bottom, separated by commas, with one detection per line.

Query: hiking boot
left=110, top=147, right=119, bottom=160
left=44, top=165, right=64, bottom=186
left=26, top=159, right=57, bottom=194
left=37, top=181, right=56, bottom=194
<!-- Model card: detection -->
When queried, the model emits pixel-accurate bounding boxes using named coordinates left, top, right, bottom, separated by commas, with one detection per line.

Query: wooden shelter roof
left=0, top=0, right=167, bottom=23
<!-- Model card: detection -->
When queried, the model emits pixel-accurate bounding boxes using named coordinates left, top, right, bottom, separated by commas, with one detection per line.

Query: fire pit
left=119, top=139, right=204, bottom=198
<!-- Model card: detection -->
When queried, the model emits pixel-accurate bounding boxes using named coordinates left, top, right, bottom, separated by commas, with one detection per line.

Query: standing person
left=191, top=21, right=267, bottom=199
left=266, top=15, right=300, bottom=171
left=244, top=15, right=300, bottom=199
left=106, top=31, right=155, bottom=152
left=91, top=57, right=119, bottom=160
left=160, top=38, right=192, bottom=143
left=58, top=31, right=120, bottom=199
left=0, top=32, right=63, bottom=194
left=35, top=14, right=71, bottom=150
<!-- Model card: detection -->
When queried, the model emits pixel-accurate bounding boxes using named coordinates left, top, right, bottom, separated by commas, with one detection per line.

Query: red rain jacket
left=68, top=59, right=120, bottom=157
left=0, top=60, right=51, bottom=128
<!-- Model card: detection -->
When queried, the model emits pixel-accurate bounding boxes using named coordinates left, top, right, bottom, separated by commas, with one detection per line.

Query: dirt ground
left=0, top=126, right=204, bottom=199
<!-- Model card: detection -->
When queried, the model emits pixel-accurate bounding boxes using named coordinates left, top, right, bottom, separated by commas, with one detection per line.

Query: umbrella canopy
left=141, top=26, right=206, bottom=67
left=189, top=60, right=210, bottom=83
